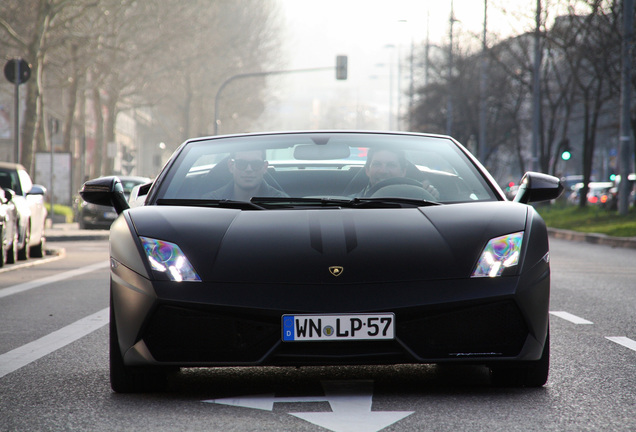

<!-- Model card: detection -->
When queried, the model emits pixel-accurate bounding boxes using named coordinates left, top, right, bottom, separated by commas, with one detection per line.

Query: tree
left=1, top=0, right=281, bottom=188
left=409, top=0, right=627, bottom=203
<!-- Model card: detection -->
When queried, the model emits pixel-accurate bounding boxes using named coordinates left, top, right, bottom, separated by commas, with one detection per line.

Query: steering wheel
left=367, top=177, right=437, bottom=201
left=366, top=177, right=424, bottom=196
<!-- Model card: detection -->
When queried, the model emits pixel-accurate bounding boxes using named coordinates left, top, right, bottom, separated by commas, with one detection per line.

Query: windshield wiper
left=348, top=197, right=440, bottom=208
left=250, top=197, right=350, bottom=207
left=251, top=196, right=440, bottom=208
left=156, top=197, right=440, bottom=210
left=156, top=198, right=266, bottom=210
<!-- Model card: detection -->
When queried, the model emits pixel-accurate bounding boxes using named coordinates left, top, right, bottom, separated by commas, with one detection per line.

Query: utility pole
left=479, top=0, right=488, bottom=163
left=446, top=0, right=455, bottom=136
left=619, top=0, right=634, bottom=215
left=531, top=0, right=542, bottom=172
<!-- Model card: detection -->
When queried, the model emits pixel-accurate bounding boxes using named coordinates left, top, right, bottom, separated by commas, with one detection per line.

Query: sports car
left=80, top=131, right=563, bottom=393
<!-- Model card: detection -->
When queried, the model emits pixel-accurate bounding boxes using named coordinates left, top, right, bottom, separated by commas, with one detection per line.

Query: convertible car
left=80, top=131, right=563, bottom=392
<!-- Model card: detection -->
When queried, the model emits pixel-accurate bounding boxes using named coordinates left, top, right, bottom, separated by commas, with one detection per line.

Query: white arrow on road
left=203, top=380, right=413, bottom=432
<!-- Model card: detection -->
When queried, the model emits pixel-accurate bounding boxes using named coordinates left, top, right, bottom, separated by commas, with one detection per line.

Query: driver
left=207, top=150, right=287, bottom=201
left=356, top=148, right=407, bottom=197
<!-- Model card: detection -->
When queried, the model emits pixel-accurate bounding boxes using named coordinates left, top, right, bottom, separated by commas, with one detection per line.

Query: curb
left=46, top=232, right=109, bottom=242
left=548, top=228, right=636, bottom=249
left=44, top=223, right=109, bottom=242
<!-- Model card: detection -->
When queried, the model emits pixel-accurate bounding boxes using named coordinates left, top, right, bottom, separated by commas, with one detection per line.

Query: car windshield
left=152, top=132, right=499, bottom=206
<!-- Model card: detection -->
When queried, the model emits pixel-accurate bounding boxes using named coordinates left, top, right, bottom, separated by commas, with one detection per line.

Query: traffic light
left=559, top=139, right=571, bottom=161
left=336, top=55, right=348, bottom=80
left=561, top=149, right=571, bottom=161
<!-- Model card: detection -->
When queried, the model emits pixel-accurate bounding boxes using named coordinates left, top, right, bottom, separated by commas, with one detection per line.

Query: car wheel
left=30, top=233, right=45, bottom=258
left=0, top=226, right=5, bottom=267
left=6, top=225, right=18, bottom=264
left=110, top=296, right=169, bottom=393
left=17, top=223, right=30, bottom=261
left=490, top=329, right=550, bottom=387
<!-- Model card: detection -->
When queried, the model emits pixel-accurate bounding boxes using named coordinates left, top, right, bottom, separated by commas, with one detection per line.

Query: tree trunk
left=92, top=87, right=104, bottom=178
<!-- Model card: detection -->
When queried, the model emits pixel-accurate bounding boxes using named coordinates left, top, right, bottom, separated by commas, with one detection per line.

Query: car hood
left=127, top=202, right=530, bottom=283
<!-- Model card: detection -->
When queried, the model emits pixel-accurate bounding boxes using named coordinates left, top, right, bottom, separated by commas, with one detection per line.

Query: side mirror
left=80, top=176, right=130, bottom=214
left=513, top=172, right=564, bottom=204
left=1, top=188, right=14, bottom=202
left=27, top=184, right=47, bottom=195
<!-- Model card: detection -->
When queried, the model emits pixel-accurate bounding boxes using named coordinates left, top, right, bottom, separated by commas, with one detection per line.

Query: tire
left=6, top=224, right=18, bottom=264
left=30, top=234, right=45, bottom=258
left=110, top=296, right=169, bottom=393
left=490, top=329, right=550, bottom=387
left=0, top=226, right=5, bottom=267
left=17, top=223, right=30, bottom=261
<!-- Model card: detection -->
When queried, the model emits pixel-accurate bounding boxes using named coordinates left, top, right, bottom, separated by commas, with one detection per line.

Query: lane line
left=549, top=311, right=594, bottom=324
left=606, top=337, right=636, bottom=352
left=0, top=261, right=109, bottom=299
left=0, top=307, right=109, bottom=379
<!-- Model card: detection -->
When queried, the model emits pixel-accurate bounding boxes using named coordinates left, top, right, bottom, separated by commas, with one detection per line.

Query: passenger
left=207, top=150, right=287, bottom=200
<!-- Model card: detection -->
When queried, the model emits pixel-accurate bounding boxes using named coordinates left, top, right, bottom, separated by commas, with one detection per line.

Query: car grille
left=397, top=300, right=528, bottom=359
left=143, top=305, right=280, bottom=363
left=142, top=301, right=528, bottom=364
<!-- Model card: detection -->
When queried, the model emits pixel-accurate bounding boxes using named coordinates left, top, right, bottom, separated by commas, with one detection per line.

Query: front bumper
left=111, top=258, right=550, bottom=368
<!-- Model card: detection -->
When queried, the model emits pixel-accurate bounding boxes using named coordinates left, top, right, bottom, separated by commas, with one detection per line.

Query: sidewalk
left=45, top=222, right=109, bottom=242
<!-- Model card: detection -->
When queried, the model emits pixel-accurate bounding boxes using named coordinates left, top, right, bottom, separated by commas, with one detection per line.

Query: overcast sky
left=258, top=0, right=546, bottom=131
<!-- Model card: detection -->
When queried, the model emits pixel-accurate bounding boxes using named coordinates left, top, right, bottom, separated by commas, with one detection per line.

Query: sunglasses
left=232, top=159, right=266, bottom=171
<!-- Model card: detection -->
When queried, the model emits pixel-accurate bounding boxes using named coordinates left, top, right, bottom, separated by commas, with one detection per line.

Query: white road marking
left=0, top=261, right=109, bottom=299
left=204, top=380, right=413, bottom=432
left=606, top=337, right=636, bottom=352
left=549, top=311, right=593, bottom=324
left=0, top=307, right=109, bottom=379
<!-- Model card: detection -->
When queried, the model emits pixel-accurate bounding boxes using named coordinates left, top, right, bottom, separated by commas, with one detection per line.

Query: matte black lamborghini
left=80, top=131, right=563, bottom=392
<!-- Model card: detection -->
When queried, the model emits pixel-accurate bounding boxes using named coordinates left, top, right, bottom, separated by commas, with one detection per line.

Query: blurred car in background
left=561, top=175, right=585, bottom=193
left=567, top=181, right=613, bottom=206
left=0, top=162, right=47, bottom=259
left=605, top=173, right=636, bottom=210
left=0, top=187, right=19, bottom=266
left=77, top=176, right=151, bottom=229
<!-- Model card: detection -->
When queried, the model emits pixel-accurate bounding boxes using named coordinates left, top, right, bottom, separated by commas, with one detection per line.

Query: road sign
left=4, top=59, right=31, bottom=84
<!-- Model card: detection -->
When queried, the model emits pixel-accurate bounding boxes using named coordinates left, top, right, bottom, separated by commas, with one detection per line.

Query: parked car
left=80, top=131, right=563, bottom=392
left=77, top=176, right=151, bottom=229
left=0, top=187, right=19, bottom=266
left=0, top=162, right=47, bottom=259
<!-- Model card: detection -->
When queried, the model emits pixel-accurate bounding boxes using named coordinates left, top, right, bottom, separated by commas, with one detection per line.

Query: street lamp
left=384, top=44, right=396, bottom=130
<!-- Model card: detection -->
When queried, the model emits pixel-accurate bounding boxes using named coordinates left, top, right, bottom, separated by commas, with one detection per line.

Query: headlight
left=472, top=231, right=523, bottom=278
left=140, top=237, right=201, bottom=282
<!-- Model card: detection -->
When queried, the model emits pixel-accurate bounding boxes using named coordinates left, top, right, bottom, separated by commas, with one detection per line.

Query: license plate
left=282, top=313, right=395, bottom=341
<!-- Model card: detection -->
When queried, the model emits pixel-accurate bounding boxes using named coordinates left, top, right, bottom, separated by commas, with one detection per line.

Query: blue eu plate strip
left=282, top=315, right=295, bottom=341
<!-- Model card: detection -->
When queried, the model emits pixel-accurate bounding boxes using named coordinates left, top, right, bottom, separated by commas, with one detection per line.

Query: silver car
left=0, top=162, right=47, bottom=259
